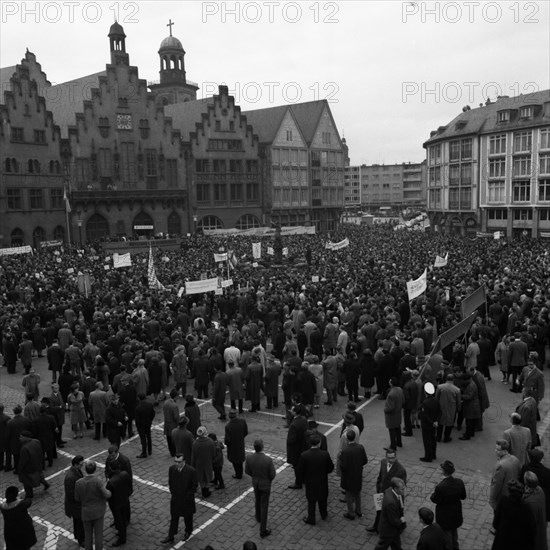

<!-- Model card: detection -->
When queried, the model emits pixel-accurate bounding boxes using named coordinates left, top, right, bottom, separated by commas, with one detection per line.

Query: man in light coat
left=503, top=412, right=532, bottom=466
left=435, top=374, right=461, bottom=443
left=489, top=439, right=521, bottom=512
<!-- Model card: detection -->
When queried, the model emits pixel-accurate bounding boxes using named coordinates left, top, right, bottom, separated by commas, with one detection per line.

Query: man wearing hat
left=18, top=431, right=50, bottom=498
left=171, top=416, right=194, bottom=464
left=225, top=410, right=249, bottom=479
left=305, top=420, right=327, bottom=451
left=430, top=460, right=466, bottom=550
left=521, top=448, right=550, bottom=523
left=191, top=427, right=215, bottom=498
left=287, top=405, right=308, bottom=489
left=419, top=382, right=441, bottom=463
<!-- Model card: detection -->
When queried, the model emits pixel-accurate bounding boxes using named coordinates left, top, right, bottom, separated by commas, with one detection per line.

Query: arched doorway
left=53, top=225, right=65, bottom=242
left=197, top=215, right=223, bottom=232
left=11, top=227, right=24, bottom=246
left=86, top=213, right=110, bottom=242
left=133, top=211, right=154, bottom=238
left=235, top=214, right=261, bottom=230
left=32, top=226, right=46, bottom=248
left=167, top=211, right=181, bottom=236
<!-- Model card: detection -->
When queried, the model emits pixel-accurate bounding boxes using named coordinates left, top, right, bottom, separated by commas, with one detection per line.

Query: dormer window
left=497, top=111, right=510, bottom=123
left=519, top=106, right=533, bottom=119
left=455, top=121, right=467, bottom=130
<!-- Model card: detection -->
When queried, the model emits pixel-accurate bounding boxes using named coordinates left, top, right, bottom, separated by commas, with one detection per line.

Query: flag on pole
left=63, top=182, right=71, bottom=213
left=406, top=268, right=427, bottom=301
left=148, top=246, right=165, bottom=290
left=214, top=252, right=228, bottom=262
left=434, top=253, right=448, bottom=268
left=228, top=250, right=238, bottom=269
left=461, top=285, right=486, bottom=318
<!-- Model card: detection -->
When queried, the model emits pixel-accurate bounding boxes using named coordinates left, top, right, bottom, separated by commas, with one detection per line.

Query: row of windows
left=207, top=139, right=243, bottom=151
left=10, top=226, right=65, bottom=247
left=272, top=148, right=308, bottom=165
left=272, top=189, right=309, bottom=206
left=4, top=158, right=62, bottom=175
left=497, top=105, right=535, bottom=123
left=196, top=182, right=259, bottom=203
left=428, top=188, right=472, bottom=209
left=487, top=178, right=550, bottom=203
left=7, top=188, right=64, bottom=210
left=195, top=159, right=258, bottom=173
left=10, top=128, right=47, bottom=143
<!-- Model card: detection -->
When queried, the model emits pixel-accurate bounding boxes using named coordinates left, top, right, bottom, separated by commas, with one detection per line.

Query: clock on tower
left=116, top=114, right=132, bottom=130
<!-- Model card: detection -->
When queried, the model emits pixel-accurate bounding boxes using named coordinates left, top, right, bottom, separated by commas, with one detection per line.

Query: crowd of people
left=0, top=224, right=549, bottom=549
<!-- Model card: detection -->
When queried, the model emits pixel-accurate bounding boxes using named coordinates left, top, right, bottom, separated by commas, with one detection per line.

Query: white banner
left=204, top=225, right=316, bottom=237
left=0, top=245, right=33, bottom=257
left=113, top=252, right=132, bottom=269
left=407, top=268, right=427, bottom=301
left=327, top=238, right=350, bottom=251
left=185, top=277, right=219, bottom=295
left=267, top=247, right=274, bottom=256
left=252, top=242, right=261, bottom=259
left=214, top=252, right=228, bottom=262
left=434, top=253, right=448, bottom=268
left=282, top=247, right=288, bottom=257
left=221, top=279, right=233, bottom=288
left=493, top=231, right=503, bottom=240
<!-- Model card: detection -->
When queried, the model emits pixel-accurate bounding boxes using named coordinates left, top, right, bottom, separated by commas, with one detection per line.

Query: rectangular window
left=291, top=149, right=298, bottom=165
left=272, top=149, right=280, bottom=164
left=513, top=209, right=532, bottom=220
left=30, top=188, right=43, bottom=209
left=145, top=149, right=157, bottom=176
left=489, top=158, right=506, bottom=178
left=539, top=208, right=550, bottom=221
left=449, top=187, right=459, bottom=209
left=520, top=106, right=533, bottom=119
left=75, top=158, right=90, bottom=184
left=461, top=163, right=472, bottom=184
left=197, top=183, right=210, bottom=202
left=230, top=183, right=242, bottom=201
left=449, top=164, right=460, bottom=185
left=539, top=154, right=550, bottom=175
left=291, top=189, right=299, bottom=203
left=300, top=150, right=308, bottom=165
left=488, top=181, right=505, bottom=203
left=514, top=131, right=532, bottom=153
left=460, top=187, right=471, bottom=209
left=489, top=134, right=506, bottom=155
left=286, top=130, right=293, bottom=141
left=539, top=179, right=550, bottom=201
left=166, top=159, right=178, bottom=187
left=450, top=140, right=460, bottom=161
left=120, top=143, right=136, bottom=185
left=229, top=160, right=241, bottom=173
left=246, top=159, right=258, bottom=173
left=461, top=139, right=472, bottom=160
left=98, top=148, right=112, bottom=178
left=488, top=209, right=507, bottom=220
left=7, top=188, right=22, bottom=209
left=273, top=188, right=281, bottom=205
left=213, top=183, right=226, bottom=202
left=195, top=159, right=208, bottom=172
left=213, top=159, right=226, bottom=173
left=246, top=182, right=259, bottom=202
left=50, top=188, right=63, bottom=209
left=541, top=129, right=550, bottom=150
left=513, top=156, right=531, bottom=177
left=282, top=149, right=290, bottom=164
left=429, top=144, right=441, bottom=165
left=283, top=188, right=291, bottom=203
left=33, top=130, right=46, bottom=143
left=11, top=127, right=24, bottom=142
left=513, top=179, right=531, bottom=202
left=497, top=111, right=510, bottom=123
left=301, top=189, right=308, bottom=205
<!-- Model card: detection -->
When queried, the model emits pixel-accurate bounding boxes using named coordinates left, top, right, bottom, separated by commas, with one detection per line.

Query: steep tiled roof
left=240, top=105, right=288, bottom=143
left=163, top=98, right=214, bottom=140
left=424, top=89, right=550, bottom=146
left=288, top=100, right=327, bottom=144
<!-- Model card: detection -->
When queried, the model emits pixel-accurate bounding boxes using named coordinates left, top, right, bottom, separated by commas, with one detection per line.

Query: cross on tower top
left=167, top=19, right=174, bottom=36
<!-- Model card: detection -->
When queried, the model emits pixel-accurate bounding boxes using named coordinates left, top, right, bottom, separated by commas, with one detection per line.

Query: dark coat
left=0, top=498, right=37, bottom=550
left=64, top=465, right=83, bottom=518
left=224, top=417, right=249, bottom=464
left=516, top=397, right=538, bottom=444
left=134, top=399, right=155, bottom=431
left=521, top=461, right=550, bottom=522
left=168, top=464, right=198, bottom=516
left=212, top=370, right=227, bottom=403
left=0, top=412, right=10, bottom=452
left=191, top=436, right=215, bottom=485
left=376, top=458, right=407, bottom=493
left=184, top=400, right=200, bottom=437
left=18, top=438, right=43, bottom=488
left=105, top=452, right=133, bottom=494
left=378, top=487, right=404, bottom=538
left=403, top=378, right=419, bottom=409
left=339, top=442, right=368, bottom=492
left=34, top=412, right=57, bottom=453
left=105, top=403, right=126, bottom=441
left=384, top=386, right=405, bottom=429
left=286, top=414, right=308, bottom=466
left=492, top=495, right=535, bottom=550
left=171, top=427, right=194, bottom=464
left=420, top=396, right=441, bottom=428
left=245, top=361, right=263, bottom=404
left=245, top=451, right=276, bottom=491
left=297, top=447, right=334, bottom=500
left=48, top=391, right=65, bottom=426
left=6, top=414, right=32, bottom=454
left=461, top=379, right=481, bottom=419
left=417, top=523, right=450, bottom=550
left=106, top=470, right=132, bottom=510
left=430, top=476, right=466, bottom=530
left=163, top=398, right=180, bottom=436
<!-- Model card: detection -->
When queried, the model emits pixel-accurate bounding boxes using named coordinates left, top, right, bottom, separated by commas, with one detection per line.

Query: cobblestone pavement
left=1, top=357, right=549, bottom=550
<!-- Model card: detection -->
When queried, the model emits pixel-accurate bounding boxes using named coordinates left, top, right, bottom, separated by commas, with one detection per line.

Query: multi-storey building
left=344, top=164, right=361, bottom=207
left=424, top=90, right=550, bottom=236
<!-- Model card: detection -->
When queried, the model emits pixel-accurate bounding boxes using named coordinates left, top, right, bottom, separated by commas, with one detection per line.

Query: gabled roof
left=288, top=100, right=327, bottom=144
left=0, top=66, right=17, bottom=95
left=164, top=98, right=215, bottom=140
left=45, top=71, right=106, bottom=137
left=240, top=104, right=289, bottom=143
left=424, top=89, right=550, bottom=147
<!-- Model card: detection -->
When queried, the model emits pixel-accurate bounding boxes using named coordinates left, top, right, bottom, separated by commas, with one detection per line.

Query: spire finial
left=167, top=19, right=174, bottom=37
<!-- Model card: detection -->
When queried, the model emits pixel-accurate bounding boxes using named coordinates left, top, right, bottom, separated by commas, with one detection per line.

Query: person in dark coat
left=246, top=353, right=264, bottom=412
left=119, top=379, right=137, bottom=438
left=193, top=350, right=212, bottom=399
left=148, top=357, right=165, bottom=405
left=3, top=334, right=18, bottom=374
left=305, top=419, right=328, bottom=451
left=375, top=477, right=406, bottom=550
left=416, top=507, right=450, bottom=550
left=106, top=461, right=132, bottom=546
left=340, top=430, right=368, bottom=519
left=343, top=351, right=361, bottom=402
left=521, top=448, right=550, bottom=522
left=297, top=433, right=335, bottom=525
left=191, top=427, right=215, bottom=498
left=135, top=393, right=155, bottom=458
left=212, top=367, right=228, bottom=420
left=47, top=339, right=64, bottom=383
left=18, top=431, right=50, bottom=498
left=34, top=404, right=58, bottom=468
left=224, top=409, right=249, bottom=478
left=105, top=394, right=127, bottom=447
left=161, top=455, right=198, bottom=544
left=384, top=377, right=405, bottom=451
left=295, top=363, right=317, bottom=412
left=0, top=404, right=11, bottom=471
left=171, top=416, right=194, bottom=464
left=367, top=448, right=408, bottom=533
left=286, top=405, right=309, bottom=489
left=360, top=348, right=376, bottom=399
left=163, top=389, right=181, bottom=457
left=419, top=382, right=442, bottom=462
left=402, top=369, right=419, bottom=436
left=264, top=357, right=281, bottom=409
left=64, top=455, right=85, bottom=547
left=430, top=460, right=466, bottom=550
left=0, top=486, right=37, bottom=550
left=4, top=405, right=32, bottom=473
left=492, top=479, right=535, bottom=550
left=48, top=383, right=66, bottom=446
left=184, top=394, right=201, bottom=438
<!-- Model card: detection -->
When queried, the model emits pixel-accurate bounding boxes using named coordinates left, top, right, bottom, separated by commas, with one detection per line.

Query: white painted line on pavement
left=33, top=516, right=75, bottom=550
left=538, top=405, right=550, bottom=439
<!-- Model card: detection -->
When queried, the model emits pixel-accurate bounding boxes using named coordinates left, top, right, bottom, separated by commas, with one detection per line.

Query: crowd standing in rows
left=1, top=224, right=549, bottom=549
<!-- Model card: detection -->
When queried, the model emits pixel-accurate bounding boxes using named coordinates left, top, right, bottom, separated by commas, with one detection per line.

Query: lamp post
left=192, top=213, right=198, bottom=235
left=77, top=219, right=83, bottom=246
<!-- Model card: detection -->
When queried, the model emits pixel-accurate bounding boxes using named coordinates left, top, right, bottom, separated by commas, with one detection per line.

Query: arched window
left=235, top=214, right=261, bottom=230
left=11, top=227, right=24, bottom=246
left=28, top=159, right=34, bottom=173
left=5, top=158, right=11, bottom=172
left=53, top=225, right=65, bottom=242
left=132, top=211, right=154, bottom=237
left=49, top=160, right=61, bottom=174
left=32, top=226, right=46, bottom=248
left=167, top=211, right=181, bottom=235
left=86, top=213, right=110, bottom=242
left=197, top=216, right=223, bottom=232
left=34, top=160, right=41, bottom=174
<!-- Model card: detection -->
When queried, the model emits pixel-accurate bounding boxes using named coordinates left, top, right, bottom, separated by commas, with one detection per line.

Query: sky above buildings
left=1, top=1, right=548, bottom=165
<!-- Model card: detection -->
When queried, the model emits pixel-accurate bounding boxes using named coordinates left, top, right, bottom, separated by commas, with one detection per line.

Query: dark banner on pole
left=461, top=285, right=487, bottom=318
left=432, top=311, right=478, bottom=355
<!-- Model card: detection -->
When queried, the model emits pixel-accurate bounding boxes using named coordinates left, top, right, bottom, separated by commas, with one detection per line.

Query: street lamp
left=192, top=213, right=198, bottom=234
left=77, top=219, right=83, bottom=246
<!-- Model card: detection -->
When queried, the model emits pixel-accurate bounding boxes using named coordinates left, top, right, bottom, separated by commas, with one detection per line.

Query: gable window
left=497, top=111, right=510, bottom=123
left=286, top=130, right=293, bottom=141
left=541, top=129, right=550, bottom=150
left=519, top=106, right=533, bottom=119
left=449, top=140, right=460, bottom=161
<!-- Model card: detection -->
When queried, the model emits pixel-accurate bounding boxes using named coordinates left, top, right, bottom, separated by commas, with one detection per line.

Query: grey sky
left=1, top=1, right=548, bottom=165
